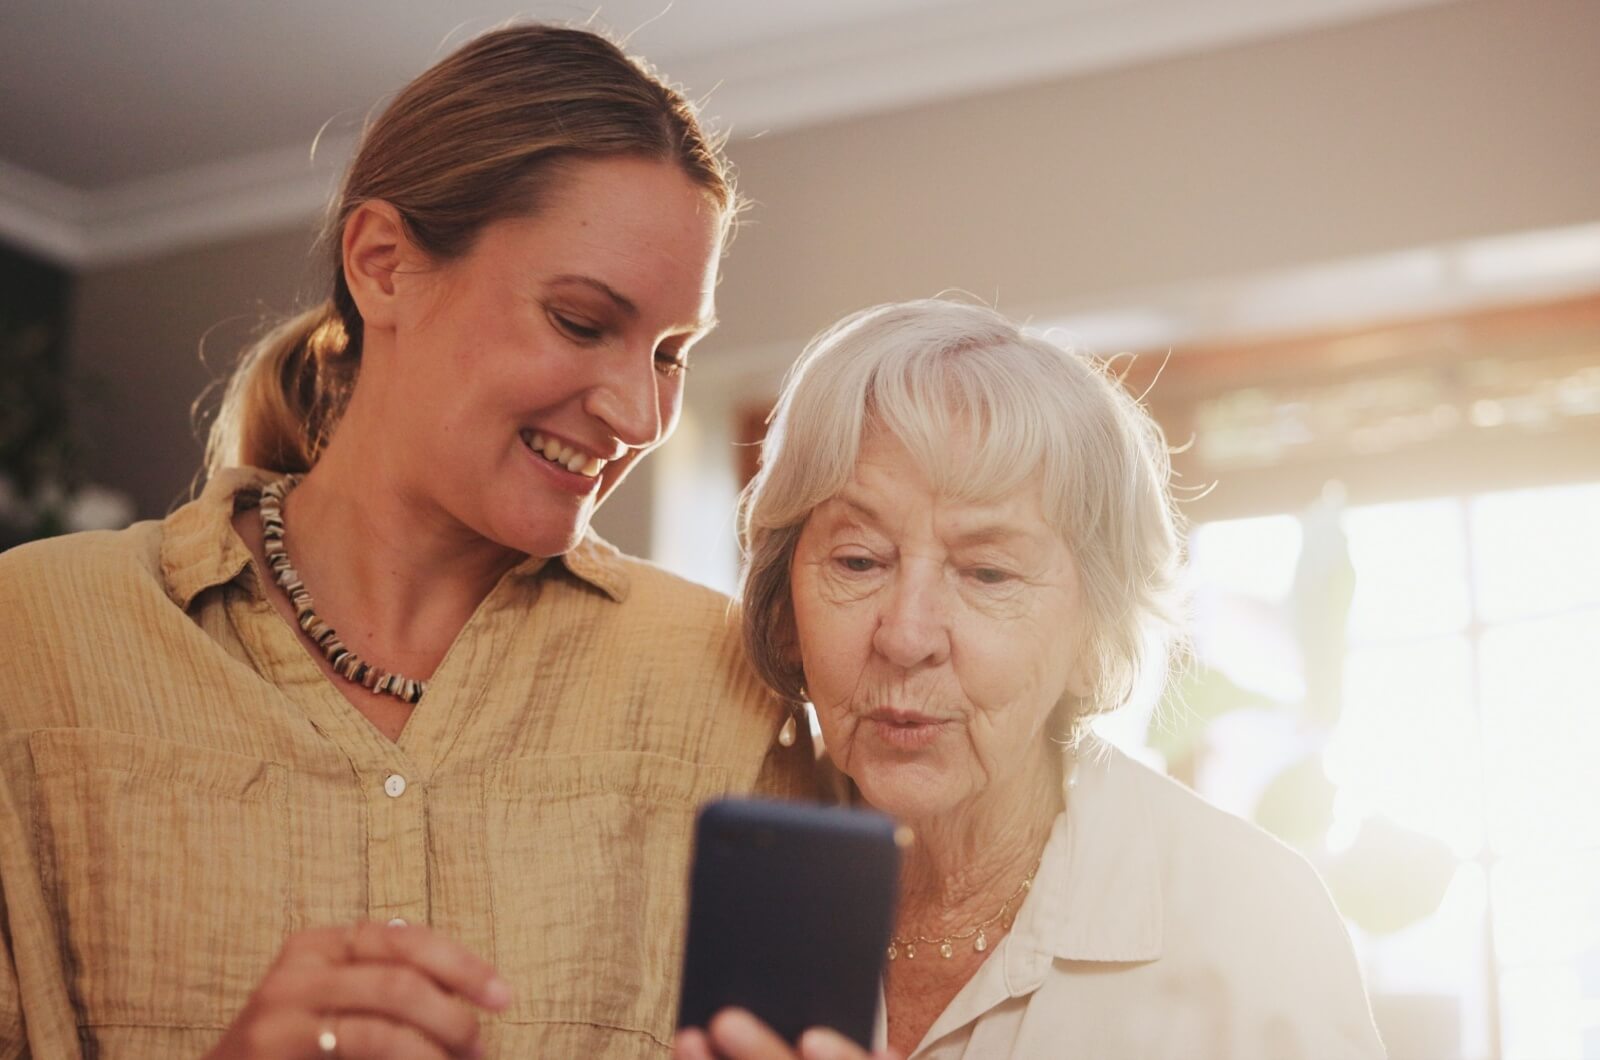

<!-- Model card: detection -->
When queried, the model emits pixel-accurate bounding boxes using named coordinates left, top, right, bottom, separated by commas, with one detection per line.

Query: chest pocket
left=29, top=728, right=289, bottom=1030
left=484, top=751, right=733, bottom=1045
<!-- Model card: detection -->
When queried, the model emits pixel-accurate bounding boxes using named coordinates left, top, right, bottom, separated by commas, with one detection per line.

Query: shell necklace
left=258, top=474, right=427, bottom=705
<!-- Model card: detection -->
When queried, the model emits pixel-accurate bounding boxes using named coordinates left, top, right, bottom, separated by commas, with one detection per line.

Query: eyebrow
left=547, top=274, right=718, bottom=334
left=833, top=495, right=884, bottom=527
left=830, top=494, right=1039, bottom=549
left=949, top=525, right=1041, bottom=549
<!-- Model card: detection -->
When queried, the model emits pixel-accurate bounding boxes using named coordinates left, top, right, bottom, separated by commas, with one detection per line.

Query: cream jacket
left=876, top=739, right=1387, bottom=1059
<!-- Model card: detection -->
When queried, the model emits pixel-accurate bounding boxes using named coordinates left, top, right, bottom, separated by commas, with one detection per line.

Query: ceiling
left=0, top=0, right=1451, bottom=266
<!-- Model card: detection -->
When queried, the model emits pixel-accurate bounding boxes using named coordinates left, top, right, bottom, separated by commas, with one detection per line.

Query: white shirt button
left=387, top=917, right=408, bottom=929
left=384, top=774, right=407, bottom=798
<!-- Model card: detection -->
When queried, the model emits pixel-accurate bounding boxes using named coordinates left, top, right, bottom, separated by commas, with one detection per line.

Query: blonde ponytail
left=203, top=300, right=356, bottom=478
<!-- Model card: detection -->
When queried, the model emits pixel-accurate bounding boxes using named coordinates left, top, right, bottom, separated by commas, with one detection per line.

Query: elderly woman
left=677, top=300, right=1385, bottom=1060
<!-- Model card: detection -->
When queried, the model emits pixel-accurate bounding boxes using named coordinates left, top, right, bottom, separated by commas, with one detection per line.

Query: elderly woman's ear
left=779, top=631, right=806, bottom=703
left=1066, top=653, right=1096, bottom=702
left=1046, top=643, right=1100, bottom=744
left=1061, top=622, right=1101, bottom=705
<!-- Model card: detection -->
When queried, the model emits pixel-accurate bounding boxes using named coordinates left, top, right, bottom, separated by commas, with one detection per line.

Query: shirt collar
left=1006, top=736, right=1165, bottom=983
left=532, top=531, right=631, bottom=603
left=896, top=737, right=1167, bottom=1052
left=159, top=466, right=630, bottom=610
left=160, top=466, right=267, bottom=610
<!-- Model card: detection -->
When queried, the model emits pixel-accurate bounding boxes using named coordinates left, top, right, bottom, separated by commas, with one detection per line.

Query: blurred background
left=2, top=1, right=1597, bottom=1056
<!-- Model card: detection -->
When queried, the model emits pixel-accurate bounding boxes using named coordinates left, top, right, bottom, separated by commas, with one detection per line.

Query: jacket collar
left=903, top=737, right=1167, bottom=1051
left=1004, top=737, right=1165, bottom=987
left=159, top=466, right=630, bottom=610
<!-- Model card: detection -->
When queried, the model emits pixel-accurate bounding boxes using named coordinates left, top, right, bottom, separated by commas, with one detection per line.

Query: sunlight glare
left=1325, top=636, right=1483, bottom=857
left=1471, top=483, right=1600, bottom=623
left=1342, top=499, right=1471, bottom=642
left=1480, top=611, right=1600, bottom=855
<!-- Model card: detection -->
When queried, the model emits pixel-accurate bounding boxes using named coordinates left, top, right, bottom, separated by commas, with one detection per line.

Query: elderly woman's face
left=790, top=427, right=1093, bottom=822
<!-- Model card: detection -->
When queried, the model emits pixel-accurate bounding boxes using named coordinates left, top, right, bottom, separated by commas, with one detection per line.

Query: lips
left=868, top=708, right=949, bottom=727
left=866, top=708, right=953, bottom=751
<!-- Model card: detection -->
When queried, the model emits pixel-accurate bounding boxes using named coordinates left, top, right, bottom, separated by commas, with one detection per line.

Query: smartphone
left=676, top=797, right=901, bottom=1048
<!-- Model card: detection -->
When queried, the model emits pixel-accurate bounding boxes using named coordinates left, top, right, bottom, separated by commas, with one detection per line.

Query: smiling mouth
left=521, top=430, right=608, bottom=478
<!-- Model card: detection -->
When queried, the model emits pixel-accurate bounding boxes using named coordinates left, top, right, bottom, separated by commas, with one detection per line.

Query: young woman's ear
left=341, top=201, right=410, bottom=332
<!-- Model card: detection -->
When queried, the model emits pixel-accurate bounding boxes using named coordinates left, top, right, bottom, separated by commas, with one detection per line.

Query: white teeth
left=525, top=430, right=606, bottom=478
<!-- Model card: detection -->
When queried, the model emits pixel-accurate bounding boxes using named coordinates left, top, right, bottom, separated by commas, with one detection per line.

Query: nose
left=586, top=346, right=665, bottom=451
left=872, top=561, right=951, bottom=671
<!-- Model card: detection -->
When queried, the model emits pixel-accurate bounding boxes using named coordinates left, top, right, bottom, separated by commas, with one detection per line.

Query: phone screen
left=676, top=797, right=901, bottom=1048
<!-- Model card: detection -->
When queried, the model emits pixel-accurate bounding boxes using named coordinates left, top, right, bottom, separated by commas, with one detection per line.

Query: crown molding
left=673, top=0, right=1450, bottom=138
left=0, top=157, right=92, bottom=264
left=687, top=222, right=1600, bottom=393
left=0, top=135, right=355, bottom=268
left=0, top=0, right=1450, bottom=269
left=1037, top=223, right=1600, bottom=352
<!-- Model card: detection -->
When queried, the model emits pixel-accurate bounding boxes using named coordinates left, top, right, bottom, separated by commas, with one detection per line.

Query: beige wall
left=707, top=0, right=1600, bottom=360
left=71, top=226, right=319, bottom=517
left=68, top=0, right=1600, bottom=561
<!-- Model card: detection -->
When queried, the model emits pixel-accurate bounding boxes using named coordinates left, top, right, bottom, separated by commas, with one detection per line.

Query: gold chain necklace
left=258, top=475, right=427, bottom=705
left=887, top=856, right=1041, bottom=961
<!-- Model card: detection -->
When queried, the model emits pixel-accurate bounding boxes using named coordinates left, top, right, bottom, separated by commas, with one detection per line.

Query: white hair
left=739, top=298, right=1185, bottom=735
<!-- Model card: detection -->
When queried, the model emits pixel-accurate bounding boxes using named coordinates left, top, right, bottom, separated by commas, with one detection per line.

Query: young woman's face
left=383, top=155, right=723, bottom=557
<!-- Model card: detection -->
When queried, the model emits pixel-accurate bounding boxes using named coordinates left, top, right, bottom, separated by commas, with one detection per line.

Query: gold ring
left=317, top=1021, right=338, bottom=1057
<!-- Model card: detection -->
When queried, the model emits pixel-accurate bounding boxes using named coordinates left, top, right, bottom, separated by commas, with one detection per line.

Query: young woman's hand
left=672, top=1008, right=901, bottom=1060
left=204, top=921, right=510, bottom=1059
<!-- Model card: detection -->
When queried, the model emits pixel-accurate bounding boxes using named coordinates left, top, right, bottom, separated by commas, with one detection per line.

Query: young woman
left=0, top=26, right=810, bottom=1059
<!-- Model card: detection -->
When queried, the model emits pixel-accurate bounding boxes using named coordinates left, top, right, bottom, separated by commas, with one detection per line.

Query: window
left=1184, top=484, right=1600, bottom=1058
left=1129, top=293, right=1600, bottom=1059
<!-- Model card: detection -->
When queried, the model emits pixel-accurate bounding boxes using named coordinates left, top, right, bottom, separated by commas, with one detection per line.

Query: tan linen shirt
left=0, top=467, right=810, bottom=1059
left=875, top=738, right=1387, bottom=1059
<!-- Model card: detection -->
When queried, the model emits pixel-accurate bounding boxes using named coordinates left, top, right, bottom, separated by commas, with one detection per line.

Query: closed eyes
left=550, top=310, right=691, bottom=378
left=549, top=311, right=603, bottom=343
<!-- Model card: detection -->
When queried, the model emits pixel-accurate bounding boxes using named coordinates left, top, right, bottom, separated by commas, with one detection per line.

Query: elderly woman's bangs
left=863, top=337, right=1074, bottom=515
left=756, top=300, right=1111, bottom=538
